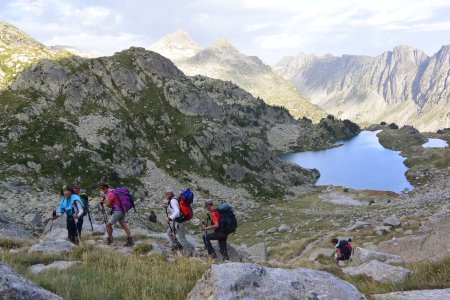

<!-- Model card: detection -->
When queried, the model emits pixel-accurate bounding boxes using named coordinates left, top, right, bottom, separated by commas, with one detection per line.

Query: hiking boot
left=124, top=237, right=134, bottom=247
left=210, top=252, right=217, bottom=259
left=106, top=237, right=113, bottom=245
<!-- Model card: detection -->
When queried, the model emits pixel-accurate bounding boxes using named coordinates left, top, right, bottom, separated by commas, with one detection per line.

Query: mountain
left=273, top=45, right=450, bottom=131
left=149, top=31, right=326, bottom=122
left=0, top=21, right=359, bottom=224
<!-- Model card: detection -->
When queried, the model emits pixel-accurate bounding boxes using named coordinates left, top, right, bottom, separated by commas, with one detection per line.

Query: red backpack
left=170, top=188, right=194, bottom=223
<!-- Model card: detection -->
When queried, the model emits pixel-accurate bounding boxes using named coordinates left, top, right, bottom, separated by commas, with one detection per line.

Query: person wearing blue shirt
left=51, top=185, right=85, bottom=245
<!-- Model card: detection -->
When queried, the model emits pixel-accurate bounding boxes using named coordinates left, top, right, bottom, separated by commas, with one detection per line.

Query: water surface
left=422, top=138, right=448, bottom=148
left=280, top=131, right=413, bottom=193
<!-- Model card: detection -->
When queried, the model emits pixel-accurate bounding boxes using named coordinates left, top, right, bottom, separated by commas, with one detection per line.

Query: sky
left=1, top=0, right=449, bottom=64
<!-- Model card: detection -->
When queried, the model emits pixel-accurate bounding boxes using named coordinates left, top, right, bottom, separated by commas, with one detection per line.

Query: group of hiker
left=49, top=182, right=237, bottom=260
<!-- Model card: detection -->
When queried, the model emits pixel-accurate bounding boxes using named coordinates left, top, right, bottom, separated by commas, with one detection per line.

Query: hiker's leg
left=218, top=235, right=229, bottom=260
left=119, top=221, right=131, bottom=238
left=66, top=215, right=77, bottom=244
left=204, top=232, right=221, bottom=257
left=176, top=222, right=192, bottom=253
left=76, top=216, right=84, bottom=237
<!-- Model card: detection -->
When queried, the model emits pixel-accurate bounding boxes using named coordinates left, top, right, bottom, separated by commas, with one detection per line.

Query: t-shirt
left=211, top=209, right=221, bottom=232
left=107, top=189, right=122, bottom=211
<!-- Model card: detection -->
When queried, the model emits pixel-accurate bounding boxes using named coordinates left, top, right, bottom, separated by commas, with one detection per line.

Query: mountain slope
left=0, top=21, right=360, bottom=224
left=273, top=45, right=450, bottom=131
left=149, top=32, right=326, bottom=122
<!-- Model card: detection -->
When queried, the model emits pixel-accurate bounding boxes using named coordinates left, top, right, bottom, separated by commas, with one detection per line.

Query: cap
left=204, top=199, right=214, bottom=206
left=61, top=184, right=71, bottom=191
left=165, top=186, right=174, bottom=194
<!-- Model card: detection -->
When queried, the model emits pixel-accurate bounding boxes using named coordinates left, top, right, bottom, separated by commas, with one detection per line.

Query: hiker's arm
left=336, top=247, right=343, bottom=258
left=74, top=201, right=84, bottom=219
left=168, top=199, right=180, bottom=220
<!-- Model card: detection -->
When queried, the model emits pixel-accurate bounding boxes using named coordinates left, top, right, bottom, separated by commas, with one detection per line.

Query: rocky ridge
left=273, top=45, right=450, bottom=131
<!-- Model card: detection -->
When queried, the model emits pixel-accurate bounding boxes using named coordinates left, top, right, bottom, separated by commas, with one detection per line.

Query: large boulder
left=383, top=215, right=401, bottom=227
left=29, top=239, right=76, bottom=255
left=188, top=263, right=365, bottom=300
left=352, top=247, right=404, bottom=266
left=343, top=260, right=411, bottom=283
left=0, top=261, right=63, bottom=300
left=371, top=288, right=450, bottom=299
left=308, top=248, right=335, bottom=261
left=28, top=260, right=80, bottom=274
left=0, top=212, right=33, bottom=240
left=246, top=243, right=268, bottom=261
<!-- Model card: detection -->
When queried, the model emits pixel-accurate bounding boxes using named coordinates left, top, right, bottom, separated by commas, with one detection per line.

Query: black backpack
left=217, top=203, right=237, bottom=234
left=337, top=240, right=352, bottom=259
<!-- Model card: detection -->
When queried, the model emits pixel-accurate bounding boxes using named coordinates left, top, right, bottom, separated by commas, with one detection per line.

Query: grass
left=1, top=244, right=208, bottom=300
left=0, top=237, right=31, bottom=249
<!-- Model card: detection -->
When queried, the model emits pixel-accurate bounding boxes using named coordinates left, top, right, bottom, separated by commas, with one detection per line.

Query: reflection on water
left=422, top=138, right=448, bottom=148
left=280, top=131, right=413, bottom=193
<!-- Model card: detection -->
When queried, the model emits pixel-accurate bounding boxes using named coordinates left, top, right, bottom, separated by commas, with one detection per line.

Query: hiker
left=164, top=187, right=194, bottom=254
left=99, top=182, right=134, bottom=247
left=51, top=185, right=85, bottom=245
left=331, top=237, right=353, bottom=265
left=202, top=200, right=229, bottom=261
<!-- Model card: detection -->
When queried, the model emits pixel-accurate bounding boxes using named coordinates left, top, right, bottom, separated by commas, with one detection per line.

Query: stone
left=371, top=288, right=450, bottom=299
left=29, top=239, right=76, bottom=255
left=374, top=226, right=392, bottom=235
left=308, top=248, right=335, bottom=261
left=352, top=247, right=404, bottom=266
left=187, top=263, right=365, bottom=300
left=255, top=230, right=266, bottom=237
left=246, top=243, right=268, bottom=261
left=0, top=261, right=63, bottom=299
left=343, top=260, right=411, bottom=283
left=266, top=227, right=278, bottom=234
left=383, top=215, right=401, bottom=227
left=28, top=261, right=80, bottom=274
left=404, top=230, right=413, bottom=235
left=278, top=224, right=291, bottom=232
left=347, top=220, right=371, bottom=231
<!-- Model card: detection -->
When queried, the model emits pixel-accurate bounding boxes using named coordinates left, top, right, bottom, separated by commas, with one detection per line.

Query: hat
left=204, top=199, right=214, bottom=206
left=61, top=184, right=71, bottom=191
left=165, top=186, right=174, bottom=194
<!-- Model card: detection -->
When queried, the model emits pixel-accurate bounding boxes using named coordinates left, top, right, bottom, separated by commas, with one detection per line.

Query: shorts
left=108, top=210, right=125, bottom=225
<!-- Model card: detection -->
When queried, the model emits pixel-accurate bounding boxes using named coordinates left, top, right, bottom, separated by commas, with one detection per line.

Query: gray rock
left=212, top=244, right=243, bottom=262
left=246, top=243, right=268, bottom=261
left=383, top=215, right=401, bottom=227
left=352, top=247, right=404, bottom=266
left=371, top=288, right=450, bottom=299
left=28, top=260, right=80, bottom=274
left=404, top=230, right=413, bottom=235
left=343, top=260, right=411, bottom=283
left=278, top=224, right=291, bottom=232
left=374, top=225, right=392, bottom=235
left=187, top=263, right=365, bottom=300
left=29, top=239, right=76, bottom=255
left=255, top=230, right=266, bottom=237
left=0, top=261, right=63, bottom=299
left=347, top=220, right=371, bottom=231
left=266, top=227, right=278, bottom=234
left=308, top=248, right=335, bottom=261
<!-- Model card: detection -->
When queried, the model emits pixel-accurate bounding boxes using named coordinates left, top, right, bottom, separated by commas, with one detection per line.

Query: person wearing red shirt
left=202, top=199, right=229, bottom=260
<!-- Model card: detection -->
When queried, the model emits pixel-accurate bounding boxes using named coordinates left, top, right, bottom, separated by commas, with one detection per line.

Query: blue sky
left=1, top=0, right=449, bottom=63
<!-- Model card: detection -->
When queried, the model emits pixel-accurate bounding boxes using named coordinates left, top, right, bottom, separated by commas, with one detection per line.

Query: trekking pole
left=86, top=208, right=94, bottom=231
left=165, top=207, right=182, bottom=250
left=100, top=202, right=108, bottom=225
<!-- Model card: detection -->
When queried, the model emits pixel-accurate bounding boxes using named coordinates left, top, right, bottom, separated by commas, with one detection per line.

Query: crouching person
left=202, top=200, right=229, bottom=261
left=51, top=184, right=84, bottom=245
left=331, top=237, right=353, bottom=265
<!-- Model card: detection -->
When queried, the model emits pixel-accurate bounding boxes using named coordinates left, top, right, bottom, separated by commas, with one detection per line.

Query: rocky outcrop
left=29, top=239, right=76, bottom=255
left=343, top=260, right=411, bottom=283
left=351, top=247, right=404, bottom=266
left=0, top=261, right=63, bottom=300
left=188, top=263, right=365, bottom=300
left=371, top=288, right=450, bottom=300
left=150, top=31, right=326, bottom=122
left=273, top=45, right=450, bottom=131
left=0, top=212, right=33, bottom=239
left=28, top=260, right=80, bottom=274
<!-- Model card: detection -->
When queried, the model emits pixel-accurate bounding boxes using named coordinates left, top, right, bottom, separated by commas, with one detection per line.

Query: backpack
left=173, top=188, right=194, bottom=223
left=217, top=203, right=237, bottom=234
left=337, top=240, right=352, bottom=259
left=114, top=187, right=136, bottom=213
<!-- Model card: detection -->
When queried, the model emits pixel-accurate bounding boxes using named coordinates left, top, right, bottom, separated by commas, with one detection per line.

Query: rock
left=371, top=288, right=450, bottom=299
left=308, top=248, right=335, bottom=261
left=266, top=227, right=278, bottom=234
left=352, top=247, right=404, bottom=266
left=255, top=230, right=266, bottom=237
left=188, top=263, right=365, bottom=300
left=28, top=260, right=80, bottom=274
left=383, top=215, right=401, bottom=227
left=347, top=220, right=371, bottom=231
left=246, top=243, right=268, bottom=261
left=343, top=260, right=411, bottom=283
left=278, top=224, right=291, bottom=232
left=374, top=225, right=392, bottom=235
left=0, top=261, right=63, bottom=299
left=29, top=239, right=76, bottom=255
left=404, top=230, right=413, bottom=235
left=212, top=243, right=243, bottom=262
left=377, top=235, right=429, bottom=262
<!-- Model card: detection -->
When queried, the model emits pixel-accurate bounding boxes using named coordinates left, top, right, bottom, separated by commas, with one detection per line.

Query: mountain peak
left=149, top=30, right=201, bottom=61
left=0, top=21, right=42, bottom=47
left=210, top=38, right=236, bottom=50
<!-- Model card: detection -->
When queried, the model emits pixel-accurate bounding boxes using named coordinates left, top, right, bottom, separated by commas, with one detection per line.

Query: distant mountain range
left=149, top=30, right=326, bottom=122
left=273, top=45, right=450, bottom=131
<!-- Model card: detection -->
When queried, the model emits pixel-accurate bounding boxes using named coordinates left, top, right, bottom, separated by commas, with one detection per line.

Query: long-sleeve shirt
left=57, top=194, right=84, bottom=218
left=168, top=197, right=180, bottom=221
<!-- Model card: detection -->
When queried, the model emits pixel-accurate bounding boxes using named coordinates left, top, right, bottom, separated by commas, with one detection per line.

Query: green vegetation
left=1, top=244, right=208, bottom=300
